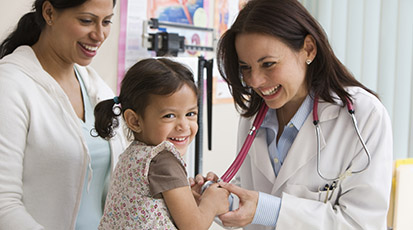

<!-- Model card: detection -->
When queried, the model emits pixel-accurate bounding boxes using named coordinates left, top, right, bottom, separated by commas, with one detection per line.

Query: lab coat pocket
left=283, top=184, right=331, bottom=202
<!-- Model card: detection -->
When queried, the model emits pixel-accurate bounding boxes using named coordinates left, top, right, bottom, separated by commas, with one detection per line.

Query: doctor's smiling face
left=235, top=32, right=316, bottom=112
left=41, top=0, right=114, bottom=66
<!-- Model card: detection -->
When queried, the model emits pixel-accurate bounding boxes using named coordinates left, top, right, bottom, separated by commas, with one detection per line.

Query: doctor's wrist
left=251, top=192, right=281, bottom=226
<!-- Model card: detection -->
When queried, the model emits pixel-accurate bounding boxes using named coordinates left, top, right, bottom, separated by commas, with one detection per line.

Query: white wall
left=303, top=0, right=413, bottom=159
left=0, top=1, right=32, bottom=42
left=0, top=0, right=239, bottom=171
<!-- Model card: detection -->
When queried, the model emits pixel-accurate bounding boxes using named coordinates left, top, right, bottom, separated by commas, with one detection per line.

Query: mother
left=0, top=0, right=125, bottom=229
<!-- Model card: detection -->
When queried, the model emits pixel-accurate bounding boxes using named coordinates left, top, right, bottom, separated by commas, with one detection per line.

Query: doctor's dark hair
left=94, top=58, right=198, bottom=139
left=217, top=0, right=377, bottom=117
left=0, top=0, right=116, bottom=58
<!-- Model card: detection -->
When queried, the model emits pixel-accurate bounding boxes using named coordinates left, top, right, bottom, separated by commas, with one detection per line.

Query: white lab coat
left=236, top=87, right=393, bottom=230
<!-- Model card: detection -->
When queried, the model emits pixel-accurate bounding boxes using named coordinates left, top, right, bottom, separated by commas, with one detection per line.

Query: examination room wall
left=301, top=0, right=413, bottom=160
left=0, top=0, right=240, bottom=178
left=0, top=2, right=239, bottom=229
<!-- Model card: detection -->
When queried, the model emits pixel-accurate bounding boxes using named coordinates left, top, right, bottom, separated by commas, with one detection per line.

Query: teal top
left=75, top=72, right=111, bottom=230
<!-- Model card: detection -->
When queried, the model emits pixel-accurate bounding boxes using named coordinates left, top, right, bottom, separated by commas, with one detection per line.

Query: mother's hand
left=217, top=181, right=259, bottom=228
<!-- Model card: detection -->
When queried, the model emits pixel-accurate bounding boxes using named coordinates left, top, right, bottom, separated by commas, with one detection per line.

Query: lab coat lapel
left=271, top=116, right=321, bottom=193
left=271, top=102, right=338, bottom=194
left=250, top=128, right=276, bottom=184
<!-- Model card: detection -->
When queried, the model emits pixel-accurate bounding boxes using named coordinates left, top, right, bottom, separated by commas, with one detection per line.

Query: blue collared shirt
left=251, top=95, right=313, bottom=226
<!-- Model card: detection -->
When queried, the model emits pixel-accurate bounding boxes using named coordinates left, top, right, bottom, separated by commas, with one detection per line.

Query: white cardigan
left=236, top=87, right=393, bottom=230
left=0, top=46, right=126, bottom=230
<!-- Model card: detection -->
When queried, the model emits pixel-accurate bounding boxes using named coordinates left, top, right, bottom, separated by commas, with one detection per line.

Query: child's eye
left=186, top=111, right=197, bottom=117
left=163, top=114, right=175, bottom=119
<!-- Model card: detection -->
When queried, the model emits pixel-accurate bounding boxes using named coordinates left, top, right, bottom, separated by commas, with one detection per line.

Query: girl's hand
left=189, top=171, right=219, bottom=187
left=201, top=183, right=230, bottom=215
left=189, top=172, right=220, bottom=204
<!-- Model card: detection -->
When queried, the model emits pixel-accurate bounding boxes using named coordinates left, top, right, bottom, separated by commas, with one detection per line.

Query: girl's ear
left=124, top=109, right=142, bottom=133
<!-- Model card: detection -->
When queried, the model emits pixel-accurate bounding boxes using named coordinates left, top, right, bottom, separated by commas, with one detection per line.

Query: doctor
left=191, top=0, right=393, bottom=229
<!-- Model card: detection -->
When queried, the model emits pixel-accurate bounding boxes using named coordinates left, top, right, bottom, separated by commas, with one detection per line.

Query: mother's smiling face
left=41, top=0, right=114, bottom=66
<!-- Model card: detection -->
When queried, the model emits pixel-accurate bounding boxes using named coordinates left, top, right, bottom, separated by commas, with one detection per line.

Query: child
left=94, top=58, right=229, bottom=230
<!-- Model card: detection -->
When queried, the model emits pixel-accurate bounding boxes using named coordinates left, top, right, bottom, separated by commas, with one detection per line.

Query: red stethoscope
left=202, top=95, right=371, bottom=192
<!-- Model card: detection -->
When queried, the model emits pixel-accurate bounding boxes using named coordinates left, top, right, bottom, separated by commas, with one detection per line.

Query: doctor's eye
left=239, top=65, right=251, bottom=72
left=262, top=62, right=276, bottom=68
left=239, top=65, right=251, bottom=78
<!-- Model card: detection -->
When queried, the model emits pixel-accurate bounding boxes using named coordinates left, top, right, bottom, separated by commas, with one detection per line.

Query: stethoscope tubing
left=220, top=103, right=269, bottom=183
left=314, top=96, right=371, bottom=181
left=218, top=95, right=371, bottom=184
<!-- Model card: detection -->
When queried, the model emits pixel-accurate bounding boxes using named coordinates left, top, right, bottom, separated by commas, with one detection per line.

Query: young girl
left=94, top=58, right=229, bottom=230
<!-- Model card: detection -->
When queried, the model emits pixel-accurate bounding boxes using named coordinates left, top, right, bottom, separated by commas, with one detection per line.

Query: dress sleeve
left=148, top=150, right=189, bottom=198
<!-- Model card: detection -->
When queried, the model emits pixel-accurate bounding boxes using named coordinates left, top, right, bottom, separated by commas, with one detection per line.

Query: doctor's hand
left=217, top=181, right=259, bottom=228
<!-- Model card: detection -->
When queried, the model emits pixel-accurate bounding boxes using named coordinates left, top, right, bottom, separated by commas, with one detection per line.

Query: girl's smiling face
left=135, top=84, right=198, bottom=155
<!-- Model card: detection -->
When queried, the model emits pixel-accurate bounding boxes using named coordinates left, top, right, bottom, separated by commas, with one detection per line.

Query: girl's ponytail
left=94, top=98, right=121, bottom=139
left=0, top=10, right=44, bottom=58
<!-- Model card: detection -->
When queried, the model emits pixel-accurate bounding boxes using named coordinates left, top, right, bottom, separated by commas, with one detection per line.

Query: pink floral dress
left=99, top=141, right=187, bottom=230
